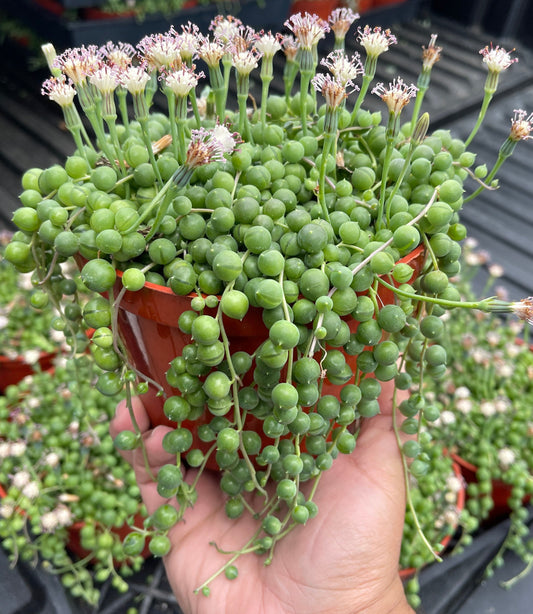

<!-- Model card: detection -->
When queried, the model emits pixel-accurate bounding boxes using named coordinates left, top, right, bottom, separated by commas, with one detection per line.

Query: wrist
left=352, top=575, right=414, bottom=614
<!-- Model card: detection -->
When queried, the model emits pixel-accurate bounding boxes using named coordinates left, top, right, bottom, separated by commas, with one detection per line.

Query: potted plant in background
left=399, top=438, right=472, bottom=610
left=3, top=7, right=533, bottom=597
left=0, top=354, right=148, bottom=606
left=423, top=238, right=533, bottom=588
left=0, top=232, right=66, bottom=392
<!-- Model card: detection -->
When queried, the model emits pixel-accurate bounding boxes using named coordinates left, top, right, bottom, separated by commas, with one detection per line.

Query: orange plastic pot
left=290, top=0, right=340, bottom=20
left=0, top=352, right=57, bottom=393
left=104, top=245, right=425, bottom=468
left=451, top=453, right=531, bottom=525
left=66, top=517, right=150, bottom=561
left=399, top=460, right=465, bottom=580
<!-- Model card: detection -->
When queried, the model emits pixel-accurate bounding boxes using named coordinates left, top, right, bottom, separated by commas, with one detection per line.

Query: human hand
left=110, top=383, right=414, bottom=614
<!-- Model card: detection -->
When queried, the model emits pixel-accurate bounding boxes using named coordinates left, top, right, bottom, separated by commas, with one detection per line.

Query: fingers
left=110, top=396, right=151, bottom=439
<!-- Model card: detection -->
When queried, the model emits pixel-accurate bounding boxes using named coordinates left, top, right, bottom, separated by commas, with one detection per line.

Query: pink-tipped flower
left=173, top=22, right=201, bottom=63
left=329, top=7, right=359, bottom=39
left=255, top=31, right=283, bottom=59
left=137, top=31, right=182, bottom=71
left=357, top=25, right=397, bottom=59
left=312, top=72, right=349, bottom=109
left=232, top=48, right=262, bottom=76
left=480, top=44, right=518, bottom=74
left=41, top=75, right=77, bottom=107
left=53, top=45, right=102, bottom=85
left=509, top=108, right=533, bottom=141
left=198, top=37, right=226, bottom=68
left=100, top=41, right=136, bottom=69
left=373, top=77, right=418, bottom=115
left=281, top=34, right=299, bottom=61
left=284, top=12, right=329, bottom=51
left=89, top=64, right=120, bottom=96
left=209, top=14, right=243, bottom=44
left=321, top=49, right=363, bottom=87
left=184, top=125, right=238, bottom=169
left=119, top=64, right=151, bottom=95
left=163, top=65, right=204, bottom=97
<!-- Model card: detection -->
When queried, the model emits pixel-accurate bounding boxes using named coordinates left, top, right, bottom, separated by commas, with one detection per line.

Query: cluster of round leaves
left=0, top=355, right=147, bottom=606
left=4, top=95, right=482, bottom=586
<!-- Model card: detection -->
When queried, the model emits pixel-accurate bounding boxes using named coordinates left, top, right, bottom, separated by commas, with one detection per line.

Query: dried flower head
left=422, top=34, right=442, bottom=70
left=512, top=296, right=533, bottom=324
left=509, top=108, right=533, bottom=141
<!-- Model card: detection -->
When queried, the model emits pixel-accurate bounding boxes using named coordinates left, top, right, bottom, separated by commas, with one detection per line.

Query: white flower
left=357, top=25, right=397, bottom=58
left=120, top=65, right=151, bottom=95
left=10, top=442, right=27, bottom=457
left=12, top=470, right=31, bottom=489
left=446, top=474, right=463, bottom=494
left=22, top=349, right=41, bottom=365
left=443, top=508, right=460, bottom=526
left=499, top=363, right=513, bottom=378
left=54, top=504, right=74, bottom=527
left=495, top=397, right=511, bottom=413
left=22, top=481, right=40, bottom=500
left=0, top=442, right=11, bottom=459
left=254, top=32, right=282, bottom=58
left=456, top=398, right=473, bottom=414
left=0, top=314, right=8, bottom=329
left=440, top=410, right=456, bottom=425
left=480, top=401, right=496, bottom=417
left=44, top=452, right=60, bottom=467
left=454, top=386, right=471, bottom=399
left=0, top=503, right=15, bottom=519
left=480, top=44, right=518, bottom=73
left=41, top=511, right=60, bottom=532
left=498, top=447, right=516, bottom=468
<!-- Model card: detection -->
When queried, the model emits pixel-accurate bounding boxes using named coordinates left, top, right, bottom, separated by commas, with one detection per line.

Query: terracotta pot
left=399, top=460, right=465, bottom=580
left=66, top=517, right=150, bottom=561
left=91, top=245, right=425, bottom=468
left=0, top=352, right=57, bottom=393
left=451, top=453, right=531, bottom=524
left=290, top=0, right=340, bottom=20
left=0, top=484, right=149, bottom=563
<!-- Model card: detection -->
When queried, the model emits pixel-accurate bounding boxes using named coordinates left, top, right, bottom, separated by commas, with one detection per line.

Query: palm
left=111, top=396, right=411, bottom=614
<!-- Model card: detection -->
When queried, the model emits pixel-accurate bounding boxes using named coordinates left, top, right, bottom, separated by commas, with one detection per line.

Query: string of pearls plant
left=4, top=7, right=533, bottom=596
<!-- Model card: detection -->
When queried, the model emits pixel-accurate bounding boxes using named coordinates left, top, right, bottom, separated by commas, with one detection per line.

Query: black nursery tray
left=1, top=0, right=291, bottom=47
